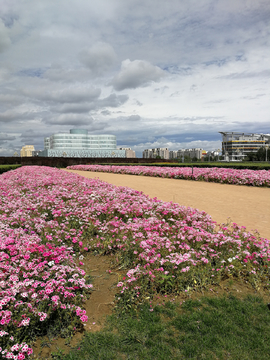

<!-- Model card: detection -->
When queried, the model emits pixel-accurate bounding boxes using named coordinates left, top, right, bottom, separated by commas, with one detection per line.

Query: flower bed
left=1, top=166, right=270, bottom=358
left=67, top=164, right=270, bottom=187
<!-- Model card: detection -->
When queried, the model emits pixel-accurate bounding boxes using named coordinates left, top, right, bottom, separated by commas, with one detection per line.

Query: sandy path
left=63, top=169, right=270, bottom=240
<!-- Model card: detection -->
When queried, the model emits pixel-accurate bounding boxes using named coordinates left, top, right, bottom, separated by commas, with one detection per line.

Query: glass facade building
left=39, top=129, right=126, bottom=158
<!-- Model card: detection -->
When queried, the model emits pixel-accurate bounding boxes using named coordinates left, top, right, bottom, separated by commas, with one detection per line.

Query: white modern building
left=39, top=129, right=126, bottom=158
left=219, top=132, right=270, bottom=161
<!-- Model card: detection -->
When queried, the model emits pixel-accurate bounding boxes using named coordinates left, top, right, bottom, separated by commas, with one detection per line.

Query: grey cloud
left=51, top=103, right=94, bottom=114
left=0, top=94, right=23, bottom=105
left=17, top=67, right=46, bottom=78
left=79, top=42, right=116, bottom=75
left=242, top=94, right=266, bottom=100
left=0, top=19, right=11, bottom=52
left=98, top=94, right=129, bottom=107
left=88, top=122, right=108, bottom=131
left=134, top=99, right=143, bottom=106
left=0, top=133, right=16, bottom=141
left=217, top=70, right=270, bottom=80
left=44, top=114, right=94, bottom=126
left=21, top=87, right=101, bottom=104
left=43, top=65, right=93, bottom=83
left=0, top=146, right=17, bottom=156
left=111, top=59, right=166, bottom=91
left=127, top=115, right=141, bottom=121
left=101, top=110, right=111, bottom=116
left=20, top=130, right=45, bottom=146
left=111, top=114, right=141, bottom=124
left=0, top=110, right=23, bottom=122
left=0, top=67, right=11, bottom=83
left=154, top=86, right=169, bottom=93
left=51, top=93, right=129, bottom=114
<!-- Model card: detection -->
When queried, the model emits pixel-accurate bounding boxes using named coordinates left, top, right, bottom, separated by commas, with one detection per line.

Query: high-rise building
left=143, top=148, right=169, bottom=159
left=177, top=148, right=206, bottom=160
left=169, top=150, right=178, bottom=159
left=20, top=145, right=35, bottom=157
left=118, top=148, right=136, bottom=158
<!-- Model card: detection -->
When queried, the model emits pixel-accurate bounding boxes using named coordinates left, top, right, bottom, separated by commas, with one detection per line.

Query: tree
left=245, top=152, right=257, bottom=161
left=256, top=147, right=266, bottom=161
left=246, top=147, right=266, bottom=162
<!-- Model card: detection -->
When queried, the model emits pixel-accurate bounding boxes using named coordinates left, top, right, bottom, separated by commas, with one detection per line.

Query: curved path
left=63, top=169, right=270, bottom=240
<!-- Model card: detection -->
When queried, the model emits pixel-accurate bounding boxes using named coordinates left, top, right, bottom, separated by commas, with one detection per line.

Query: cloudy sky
left=0, top=0, right=269, bottom=156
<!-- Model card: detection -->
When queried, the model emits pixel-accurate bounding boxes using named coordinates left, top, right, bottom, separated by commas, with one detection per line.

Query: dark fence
left=2, top=157, right=269, bottom=170
left=3, top=157, right=175, bottom=168
left=0, top=157, right=22, bottom=165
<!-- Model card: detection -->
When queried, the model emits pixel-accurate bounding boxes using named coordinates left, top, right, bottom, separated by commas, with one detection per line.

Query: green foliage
left=100, top=162, right=270, bottom=170
left=246, top=147, right=269, bottom=162
left=51, top=348, right=66, bottom=359
left=0, top=164, right=21, bottom=174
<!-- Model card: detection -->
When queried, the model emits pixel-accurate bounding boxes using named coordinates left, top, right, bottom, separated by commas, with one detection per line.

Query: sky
left=0, top=0, right=269, bottom=157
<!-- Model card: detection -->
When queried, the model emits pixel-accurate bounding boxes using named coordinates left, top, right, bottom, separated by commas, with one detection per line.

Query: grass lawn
left=51, top=288, right=270, bottom=360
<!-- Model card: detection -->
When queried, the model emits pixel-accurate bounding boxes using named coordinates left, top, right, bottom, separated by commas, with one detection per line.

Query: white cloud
left=111, top=59, right=166, bottom=90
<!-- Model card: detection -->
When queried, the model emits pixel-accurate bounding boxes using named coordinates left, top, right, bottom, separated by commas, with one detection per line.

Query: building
left=20, top=145, right=35, bottom=157
left=142, top=149, right=154, bottom=158
left=219, top=132, right=270, bottom=161
left=177, top=148, right=206, bottom=160
left=39, top=129, right=126, bottom=158
left=118, top=148, right=136, bottom=158
left=143, top=148, right=169, bottom=159
left=169, top=150, right=178, bottom=159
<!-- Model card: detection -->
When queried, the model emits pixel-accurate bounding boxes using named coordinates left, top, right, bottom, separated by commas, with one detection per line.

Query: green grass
left=57, top=294, right=270, bottom=360
left=0, top=164, right=21, bottom=174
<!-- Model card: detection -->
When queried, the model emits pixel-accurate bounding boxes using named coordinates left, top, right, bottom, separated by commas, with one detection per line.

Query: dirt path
left=63, top=169, right=270, bottom=241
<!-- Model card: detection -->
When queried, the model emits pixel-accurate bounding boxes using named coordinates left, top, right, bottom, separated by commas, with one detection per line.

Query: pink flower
left=80, top=315, right=88, bottom=322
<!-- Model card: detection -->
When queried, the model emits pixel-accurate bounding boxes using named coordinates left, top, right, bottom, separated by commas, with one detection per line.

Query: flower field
left=67, top=164, right=270, bottom=187
left=1, top=166, right=270, bottom=359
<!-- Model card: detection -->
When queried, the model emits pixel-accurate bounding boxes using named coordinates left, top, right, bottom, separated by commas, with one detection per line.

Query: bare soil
left=33, top=253, right=124, bottom=359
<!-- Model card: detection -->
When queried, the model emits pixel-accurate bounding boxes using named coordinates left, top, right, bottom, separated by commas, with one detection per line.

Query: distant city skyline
left=0, top=0, right=269, bottom=157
